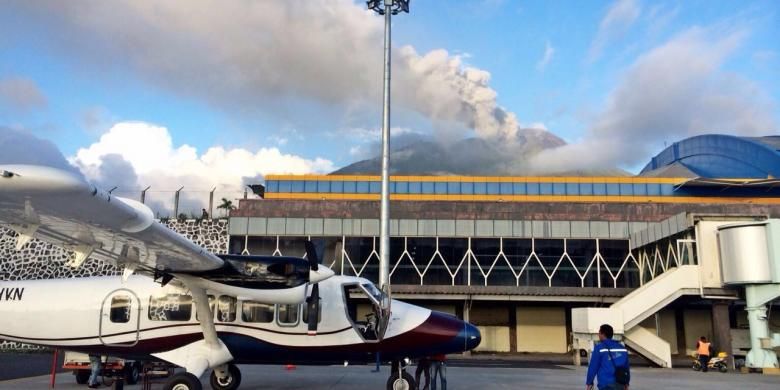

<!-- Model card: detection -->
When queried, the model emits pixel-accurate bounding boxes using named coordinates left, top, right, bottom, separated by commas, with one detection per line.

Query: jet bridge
left=573, top=215, right=780, bottom=369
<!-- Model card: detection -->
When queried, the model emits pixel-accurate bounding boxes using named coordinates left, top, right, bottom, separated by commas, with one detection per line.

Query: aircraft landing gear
left=209, top=364, right=242, bottom=390
left=162, top=372, right=202, bottom=390
left=387, top=360, right=416, bottom=390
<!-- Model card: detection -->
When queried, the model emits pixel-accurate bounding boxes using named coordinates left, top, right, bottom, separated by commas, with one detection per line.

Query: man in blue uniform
left=586, top=324, right=630, bottom=390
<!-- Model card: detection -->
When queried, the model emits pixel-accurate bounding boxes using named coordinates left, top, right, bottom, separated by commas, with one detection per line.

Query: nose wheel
left=162, top=372, right=202, bottom=390
left=387, top=360, right=416, bottom=390
left=209, top=364, right=242, bottom=390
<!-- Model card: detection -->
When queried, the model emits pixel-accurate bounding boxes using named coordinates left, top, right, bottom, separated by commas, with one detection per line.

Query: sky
left=0, top=0, right=778, bottom=206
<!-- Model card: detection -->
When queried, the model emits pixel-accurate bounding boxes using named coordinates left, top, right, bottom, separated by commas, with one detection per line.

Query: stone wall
left=0, top=219, right=229, bottom=351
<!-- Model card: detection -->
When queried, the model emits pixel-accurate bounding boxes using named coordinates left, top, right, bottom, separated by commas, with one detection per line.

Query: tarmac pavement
left=1, top=363, right=779, bottom=389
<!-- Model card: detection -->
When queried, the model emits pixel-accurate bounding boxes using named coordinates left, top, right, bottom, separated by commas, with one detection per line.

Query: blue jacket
left=586, top=339, right=630, bottom=389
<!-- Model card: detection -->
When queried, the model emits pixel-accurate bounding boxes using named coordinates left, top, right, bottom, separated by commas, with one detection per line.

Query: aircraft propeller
left=305, top=241, right=321, bottom=335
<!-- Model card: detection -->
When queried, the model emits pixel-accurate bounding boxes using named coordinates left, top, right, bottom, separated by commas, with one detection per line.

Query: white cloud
left=70, top=121, right=335, bottom=213
left=588, top=0, right=641, bottom=63
left=531, top=26, right=777, bottom=173
left=536, top=41, right=555, bottom=71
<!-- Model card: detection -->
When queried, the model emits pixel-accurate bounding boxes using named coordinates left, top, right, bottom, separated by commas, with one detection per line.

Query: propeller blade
left=306, top=283, right=320, bottom=335
left=304, top=241, right=319, bottom=271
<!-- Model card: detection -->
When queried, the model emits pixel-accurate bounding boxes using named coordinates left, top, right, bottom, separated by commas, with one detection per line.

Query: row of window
left=266, top=180, right=677, bottom=197
left=109, top=294, right=320, bottom=327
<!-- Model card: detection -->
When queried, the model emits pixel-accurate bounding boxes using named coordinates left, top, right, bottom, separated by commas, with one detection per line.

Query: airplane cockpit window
left=361, top=283, right=385, bottom=303
left=277, top=304, right=299, bottom=326
left=217, top=296, right=237, bottom=322
left=343, top=284, right=380, bottom=341
left=148, top=294, right=193, bottom=321
left=109, top=295, right=131, bottom=323
left=242, top=301, right=274, bottom=323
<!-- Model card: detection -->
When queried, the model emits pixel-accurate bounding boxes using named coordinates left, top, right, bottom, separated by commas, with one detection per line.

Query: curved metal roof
left=640, top=134, right=780, bottom=178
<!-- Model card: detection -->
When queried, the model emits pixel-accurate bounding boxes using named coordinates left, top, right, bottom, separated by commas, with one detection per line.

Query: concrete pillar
left=711, top=301, right=733, bottom=368
left=509, top=304, right=517, bottom=353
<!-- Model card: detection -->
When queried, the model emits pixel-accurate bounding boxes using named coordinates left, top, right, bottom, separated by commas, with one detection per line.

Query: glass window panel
left=566, top=183, right=579, bottom=195
left=331, top=181, right=344, bottom=193
left=660, top=184, right=675, bottom=196
left=343, top=181, right=357, bottom=193
left=369, top=181, right=380, bottom=193
left=580, top=182, right=593, bottom=196
left=527, top=182, right=540, bottom=195
left=513, top=182, right=526, bottom=195
left=408, top=181, right=421, bottom=194
left=553, top=183, right=566, bottom=195
left=242, top=301, right=274, bottom=323
left=279, top=180, right=291, bottom=192
left=267, top=181, right=279, bottom=193
left=461, top=182, right=474, bottom=194
left=149, top=294, right=193, bottom=321
left=474, top=182, right=487, bottom=194
left=304, top=180, right=317, bottom=193
left=620, top=183, right=633, bottom=196
left=646, top=183, right=661, bottom=196
left=277, top=304, right=299, bottom=326
left=422, top=182, right=434, bottom=194
left=291, top=180, right=304, bottom=193
left=447, top=182, right=460, bottom=194
left=633, top=183, right=646, bottom=196
left=109, top=295, right=131, bottom=324
left=606, top=183, right=620, bottom=195
left=539, top=183, right=553, bottom=195
left=396, top=181, right=408, bottom=194
left=356, top=181, right=369, bottom=194
left=487, top=182, right=500, bottom=195
left=216, top=296, right=237, bottom=323
left=500, top=182, right=513, bottom=195
left=592, top=182, right=606, bottom=195
left=317, top=181, right=330, bottom=193
left=435, top=182, right=447, bottom=194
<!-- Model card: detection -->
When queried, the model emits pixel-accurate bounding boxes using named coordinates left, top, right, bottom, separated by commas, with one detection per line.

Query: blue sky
left=0, top=0, right=777, bottom=190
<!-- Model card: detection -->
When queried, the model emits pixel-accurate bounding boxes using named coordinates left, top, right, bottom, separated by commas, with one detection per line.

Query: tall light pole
left=367, top=0, right=409, bottom=293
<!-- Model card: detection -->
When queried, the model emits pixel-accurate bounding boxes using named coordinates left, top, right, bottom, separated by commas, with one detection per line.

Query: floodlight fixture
left=367, top=0, right=409, bottom=15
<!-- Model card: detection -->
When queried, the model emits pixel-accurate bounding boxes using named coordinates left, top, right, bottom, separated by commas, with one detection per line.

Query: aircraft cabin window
left=195, top=295, right=216, bottom=321
left=109, top=295, right=132, bottom=323
left=343, top=284, right=380, bottom=341
left=276, top=304, right=299, bottom=326
left=217, top=296, right=237, bottom=322
left=148, top=294, right=193, bottom=321
left=242, top=301, right=274, bottom=323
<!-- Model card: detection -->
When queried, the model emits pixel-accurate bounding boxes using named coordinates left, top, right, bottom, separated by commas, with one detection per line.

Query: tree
left=216, top=198, right=236, bottom=217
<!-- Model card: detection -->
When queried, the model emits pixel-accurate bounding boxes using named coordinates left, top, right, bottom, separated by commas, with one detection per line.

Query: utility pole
left=367, top=0, right=409, bottom=292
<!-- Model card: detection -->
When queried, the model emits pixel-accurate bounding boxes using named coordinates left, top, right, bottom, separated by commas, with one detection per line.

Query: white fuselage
left=0, top=275, right=478, bottom=364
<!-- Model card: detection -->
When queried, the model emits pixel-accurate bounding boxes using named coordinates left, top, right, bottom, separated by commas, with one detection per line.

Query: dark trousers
left=415, top=359, right=430, bottom=390
left=699, top=354, right=710, bottom=372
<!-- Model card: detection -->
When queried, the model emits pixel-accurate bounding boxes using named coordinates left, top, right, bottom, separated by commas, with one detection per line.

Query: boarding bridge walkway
left=572, top=265, right=702, bottom=368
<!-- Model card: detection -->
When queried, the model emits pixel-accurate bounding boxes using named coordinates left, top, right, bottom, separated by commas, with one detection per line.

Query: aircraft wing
left=0, top=165, right=223, bottom=272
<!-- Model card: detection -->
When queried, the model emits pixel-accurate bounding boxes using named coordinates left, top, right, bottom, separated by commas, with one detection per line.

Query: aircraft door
left=99, top=289, right=141, bottom=347
left=358, top=283, right=391, bottom=341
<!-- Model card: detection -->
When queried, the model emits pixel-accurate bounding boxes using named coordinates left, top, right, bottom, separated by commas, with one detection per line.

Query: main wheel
left=209, top=364, right=242, bottom=390
left=75, top=370, right=90, bottom=384
left=125, top=364, right=140, bottom=385
left=163, top=372, right=203, bottom=390
left=692, top=361, right=701, bottom=371
left=386, top=370, right=416, bottom=390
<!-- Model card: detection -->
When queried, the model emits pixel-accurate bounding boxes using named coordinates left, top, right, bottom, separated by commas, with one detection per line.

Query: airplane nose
left=463, top=322, right=481, bottom=351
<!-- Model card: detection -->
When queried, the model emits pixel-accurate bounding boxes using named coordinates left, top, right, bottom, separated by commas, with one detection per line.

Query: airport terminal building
left=228, top=134, right=780, bottom=358
left=2, top=134, right=780, bottom=363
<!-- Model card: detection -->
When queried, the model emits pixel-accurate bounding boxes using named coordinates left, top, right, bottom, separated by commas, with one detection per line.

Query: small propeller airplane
left=0, top=165, right=481, bottom=390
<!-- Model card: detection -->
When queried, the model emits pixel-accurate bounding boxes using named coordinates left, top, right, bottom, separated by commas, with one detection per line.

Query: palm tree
left=216, top=198, right=236, bottom=217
